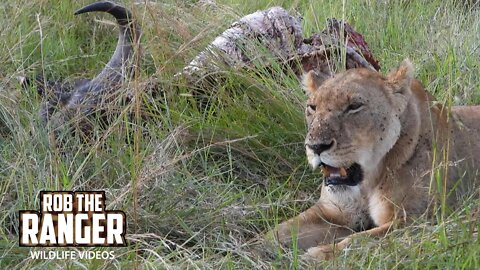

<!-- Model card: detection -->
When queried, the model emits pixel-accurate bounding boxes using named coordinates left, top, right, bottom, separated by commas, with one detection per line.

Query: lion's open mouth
left=321, top=163, right=363, bottom=186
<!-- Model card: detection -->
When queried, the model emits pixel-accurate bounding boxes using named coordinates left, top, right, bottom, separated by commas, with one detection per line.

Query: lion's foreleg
left=271, top=204, right=353, bottom=250
left=304, top=220, right=395, bottom=261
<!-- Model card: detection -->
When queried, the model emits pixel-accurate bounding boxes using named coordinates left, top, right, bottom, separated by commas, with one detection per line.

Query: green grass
left=0, top=0, right=479, bottom=269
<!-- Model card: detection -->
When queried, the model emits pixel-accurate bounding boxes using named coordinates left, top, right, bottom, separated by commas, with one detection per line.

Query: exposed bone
left=181, top=7, right=380, bottom=87
left=181, top=7, right=304, bottom=80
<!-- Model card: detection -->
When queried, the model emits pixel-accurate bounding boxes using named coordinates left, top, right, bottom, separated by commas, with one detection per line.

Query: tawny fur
left=271, top=59, right=480, bottom=261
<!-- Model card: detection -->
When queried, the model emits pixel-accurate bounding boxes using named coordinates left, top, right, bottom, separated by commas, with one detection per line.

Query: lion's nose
left=307, top=140, right=334, bottom=155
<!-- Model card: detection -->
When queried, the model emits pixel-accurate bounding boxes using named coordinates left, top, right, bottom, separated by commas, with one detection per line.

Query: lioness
left=273, top=59, right=480, bottom=260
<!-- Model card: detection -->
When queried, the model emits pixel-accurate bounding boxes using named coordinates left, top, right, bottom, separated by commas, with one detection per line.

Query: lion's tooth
left=321, top=166, right=331, bottom=177
left=331, top=172, right=341, bottom=177
left=340, top=167, right=347, bottom=177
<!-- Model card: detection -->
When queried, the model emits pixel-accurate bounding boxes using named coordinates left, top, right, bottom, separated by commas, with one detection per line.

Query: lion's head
left=302, top=60, right=415, bottom=186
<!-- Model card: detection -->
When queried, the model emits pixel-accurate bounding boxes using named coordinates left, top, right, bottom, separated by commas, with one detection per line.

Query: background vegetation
left=0, top=0, right=479, bottom=269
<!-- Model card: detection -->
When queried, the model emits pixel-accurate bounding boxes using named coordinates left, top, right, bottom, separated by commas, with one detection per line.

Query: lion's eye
left=307, top=104, right=317, bottom=112
left=345, top=102, right=364, bottom=113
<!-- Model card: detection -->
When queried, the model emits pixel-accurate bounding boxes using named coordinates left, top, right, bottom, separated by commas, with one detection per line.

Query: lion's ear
left=387, top=59, right=414, bottom=95
left=302, top=70, right=330, bottom=95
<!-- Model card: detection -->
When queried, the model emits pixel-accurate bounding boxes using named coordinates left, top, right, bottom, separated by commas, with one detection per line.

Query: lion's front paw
left=302, top=238, right=352, bottom=262
left=303, top=244, right=336, bottom=261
